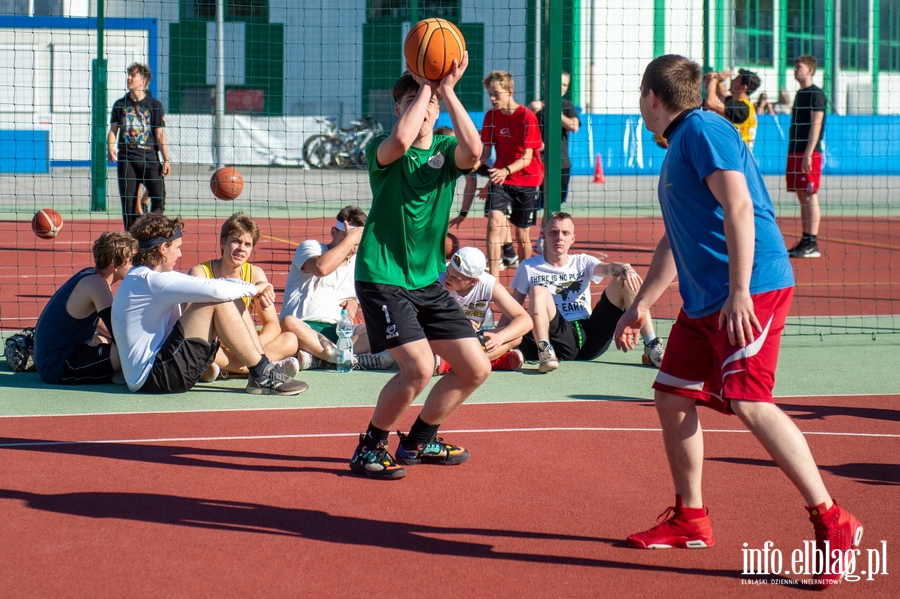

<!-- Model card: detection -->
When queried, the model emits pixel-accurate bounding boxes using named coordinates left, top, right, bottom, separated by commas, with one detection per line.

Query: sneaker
left=349, top=434, right=407, bottom=480
left=502, top=255, right=520, bottom=268
left=355, top=350, right=396, bottom=370
left=199, top=362, right=221, bottom=383
left=245, top=362, right=309, bottom=396
left=297, top=350, right=327, bottom=371
left=272, top=356, right=300, bottom=378
left=806, top=500, right=863, bottom=588
left=538, top=341, right=559, bottom=373
left=627, top=497, right=715, bottom=549
left=642, top=338, right=665, bottom=368
left=394, top=431, right=470, bottom=466
left=789, top=239, right=821, bottom=258
left=433, top=355, right=452, bottom=376
left=490, top=348, right=524, bottom=371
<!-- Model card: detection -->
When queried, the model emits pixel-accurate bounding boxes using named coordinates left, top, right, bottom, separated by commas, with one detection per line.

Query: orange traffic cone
left=593, top=153, right=606, bottom=184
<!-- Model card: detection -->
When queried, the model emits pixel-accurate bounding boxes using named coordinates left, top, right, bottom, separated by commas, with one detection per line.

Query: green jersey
left=357, top=134, right=465, bottom=289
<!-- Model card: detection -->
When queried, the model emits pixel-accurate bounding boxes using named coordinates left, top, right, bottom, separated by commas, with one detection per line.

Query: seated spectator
left=188, top=212, right=302, bottom=380
left=280, top=205, right=394, bottom=370
left=440, top=246, right=533, bottom=370
left=111, top=213, right=307, bottom=395
left=510, top=212, right=665, bottom=373
left=34, top=232, right=137, bottom=385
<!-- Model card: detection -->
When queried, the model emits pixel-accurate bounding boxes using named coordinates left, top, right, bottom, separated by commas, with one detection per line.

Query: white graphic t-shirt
left=439, top=271, right=496, bottom=326
left=280, top=241, right=357, bottom=323
left=511, top=254, right=603, bottom=322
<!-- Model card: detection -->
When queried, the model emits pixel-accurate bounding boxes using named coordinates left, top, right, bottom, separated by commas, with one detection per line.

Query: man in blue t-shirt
left=612, top=55, right=860, bottom=588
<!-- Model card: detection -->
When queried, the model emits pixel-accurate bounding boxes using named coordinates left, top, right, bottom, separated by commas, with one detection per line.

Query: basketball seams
left=404, top=17, right=465, bottom=81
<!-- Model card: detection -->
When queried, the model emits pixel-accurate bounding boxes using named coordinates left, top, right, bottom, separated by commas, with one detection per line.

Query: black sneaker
left=394, top=431, right=470, bottom=466
left=349, top=434, right=407, bottom=479
left=789, top=239, right=821, bottom=258
left=245, top=362, right=309, bottom=395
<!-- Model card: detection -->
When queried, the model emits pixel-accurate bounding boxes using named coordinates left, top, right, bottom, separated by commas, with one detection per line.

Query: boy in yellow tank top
left=704, top=68, right=760, bottom=151
left=189, top=212, right=325, bottom=379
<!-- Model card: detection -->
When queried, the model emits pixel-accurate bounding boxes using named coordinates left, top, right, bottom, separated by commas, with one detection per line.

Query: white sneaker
left=538, top=341, right=559, bottom=373
left=273, top=356, right=300, bottom=378
left=298, top=351, right=327, bottom=371
left=642, top=338, right=665, bottom=368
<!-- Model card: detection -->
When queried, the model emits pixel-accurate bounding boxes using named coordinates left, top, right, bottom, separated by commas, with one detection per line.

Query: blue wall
left=436, top=112, right=900, bottom=176
left=0, top=130, right=49, bottom=174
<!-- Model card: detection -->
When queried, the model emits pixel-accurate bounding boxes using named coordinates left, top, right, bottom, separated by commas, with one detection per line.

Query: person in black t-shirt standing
left=786, top=55, right=827, bottom=259
left=108, top=63, right=171, bottom=230
left=530, top=70, right=581, bottom=204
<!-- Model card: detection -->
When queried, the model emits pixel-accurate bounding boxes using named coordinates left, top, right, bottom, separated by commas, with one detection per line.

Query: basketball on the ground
left=446, top=232, right=460, bottom=259
left=210, top=167, right=244, bottom=200
left=404, top=18, right=466, bottom=81
left=32, top=208, right=63, bottom=239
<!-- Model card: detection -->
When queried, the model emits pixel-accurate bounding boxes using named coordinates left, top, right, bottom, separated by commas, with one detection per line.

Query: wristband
left=459, top=210, right=468, bottom=218
left=505, top=167, right=512, bottom=176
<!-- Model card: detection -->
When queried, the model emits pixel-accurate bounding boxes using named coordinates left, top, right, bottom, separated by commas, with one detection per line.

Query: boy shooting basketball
left=614, top=55, right=860, bottom=589
left=351, top=53, right=491, bottom=480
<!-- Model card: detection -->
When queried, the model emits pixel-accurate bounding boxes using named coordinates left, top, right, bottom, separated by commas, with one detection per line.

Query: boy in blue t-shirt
left=613, top=55, right=860, bottom=589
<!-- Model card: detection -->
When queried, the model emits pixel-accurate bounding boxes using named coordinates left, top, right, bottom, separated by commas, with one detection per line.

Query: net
left=0, top=1, right=897, bottom=338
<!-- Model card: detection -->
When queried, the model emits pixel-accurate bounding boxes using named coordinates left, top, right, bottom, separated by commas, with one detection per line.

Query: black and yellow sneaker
left=349, top=434, right=407, bottom=480
left=394, top=431, right=470, bottom=466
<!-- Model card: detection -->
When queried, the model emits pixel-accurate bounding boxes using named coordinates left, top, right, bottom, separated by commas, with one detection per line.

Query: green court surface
left=2, top=327, right=898, bottom=417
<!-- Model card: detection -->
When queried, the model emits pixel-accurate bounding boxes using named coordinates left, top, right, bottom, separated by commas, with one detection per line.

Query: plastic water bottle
left=335, top=309, right=354, bottom=373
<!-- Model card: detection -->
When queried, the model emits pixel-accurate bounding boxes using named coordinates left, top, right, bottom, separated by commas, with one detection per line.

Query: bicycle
left=331, top=116, right=384, bottom=168
left=303, top=117, right=341, bottom=169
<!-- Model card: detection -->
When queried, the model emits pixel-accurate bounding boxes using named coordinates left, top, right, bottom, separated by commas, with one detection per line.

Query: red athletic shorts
left=786, top=152, right=822, bottom=193
left=652, top=287, right=794, bottom=414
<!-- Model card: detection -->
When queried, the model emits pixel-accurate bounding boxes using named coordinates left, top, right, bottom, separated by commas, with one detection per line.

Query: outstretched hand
left=614, top=305, right=647, bottom=352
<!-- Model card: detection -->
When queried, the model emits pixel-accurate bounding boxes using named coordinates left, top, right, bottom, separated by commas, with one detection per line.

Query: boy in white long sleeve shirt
left=112, top=213, right=308, bottom=395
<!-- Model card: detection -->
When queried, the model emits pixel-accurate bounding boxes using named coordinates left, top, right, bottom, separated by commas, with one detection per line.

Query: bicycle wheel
left=304, top=134, right=338, bottom=169
left=334, top=138, right=365, bottom=168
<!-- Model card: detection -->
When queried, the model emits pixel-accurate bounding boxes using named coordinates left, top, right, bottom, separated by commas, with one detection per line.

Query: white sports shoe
left=297, top=351, right=327, bottom=371
left=272, top=356, right=300, bottom=378
left=538, top=341, right=559, bottom=373
left=642, top=338, right=665, bottom=368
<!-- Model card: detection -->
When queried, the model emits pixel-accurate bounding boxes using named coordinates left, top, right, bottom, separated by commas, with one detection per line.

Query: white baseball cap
left=449, top=246, right=486, bottom=278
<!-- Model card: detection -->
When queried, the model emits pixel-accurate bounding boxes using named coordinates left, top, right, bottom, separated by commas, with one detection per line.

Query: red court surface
left=2, top=215, right=897, bottom=328
left=1, top=397, right=897, bottom=597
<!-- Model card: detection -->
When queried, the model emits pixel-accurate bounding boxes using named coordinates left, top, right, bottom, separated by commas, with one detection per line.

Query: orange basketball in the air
left=404, top=18, right=466, bottom=81
left=32, top=208, right=64, bottom=239
left=210, top=167, right=244, bottom=200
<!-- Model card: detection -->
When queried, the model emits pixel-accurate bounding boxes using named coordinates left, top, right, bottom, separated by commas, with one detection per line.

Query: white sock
left=643, top=334, right=657, bottom=346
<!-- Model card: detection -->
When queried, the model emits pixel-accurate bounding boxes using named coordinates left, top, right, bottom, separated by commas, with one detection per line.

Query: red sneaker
left=806, top=500, right=863, bottom=589
left=490, top=349, right=524, bottom=371
left=627, top=496, right=715, bottom=549
left=433, top=355, right=452, bottom=376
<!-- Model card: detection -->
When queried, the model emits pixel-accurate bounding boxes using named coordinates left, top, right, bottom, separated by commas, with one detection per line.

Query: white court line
left=0, top=426, right=897, bottom=448
left=0, top=394, right=897, bottom=420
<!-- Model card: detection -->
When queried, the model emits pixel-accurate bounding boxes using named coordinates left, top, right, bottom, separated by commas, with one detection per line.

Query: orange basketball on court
left=210, top=167, right=244, bottom=200
left=445, top=232, right=460, bottom=259
left=32, top=208, right=64, bottom=240
left=404, top=18, right=466, bottom=81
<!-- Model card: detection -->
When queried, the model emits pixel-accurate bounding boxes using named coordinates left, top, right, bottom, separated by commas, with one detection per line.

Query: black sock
left=502, top=243, right=516, bottom=259
left=248, top=355, right=269, bottom=378
left=403, top=416, right=440, bottom=449
left=809, top=234, right=817, bottom=242
left=364, top=423, right=390, bottom=446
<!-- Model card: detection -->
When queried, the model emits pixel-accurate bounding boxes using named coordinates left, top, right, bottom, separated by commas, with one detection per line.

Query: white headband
left=335, top=220, right=358, bottom=231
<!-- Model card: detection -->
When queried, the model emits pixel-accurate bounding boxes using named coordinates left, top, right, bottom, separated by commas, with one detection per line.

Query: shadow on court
left=0, top=437, right=348, bottom=475
left=0, top=487, right=749, bottom=579
left=708, top=456, right=900, bottom=486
